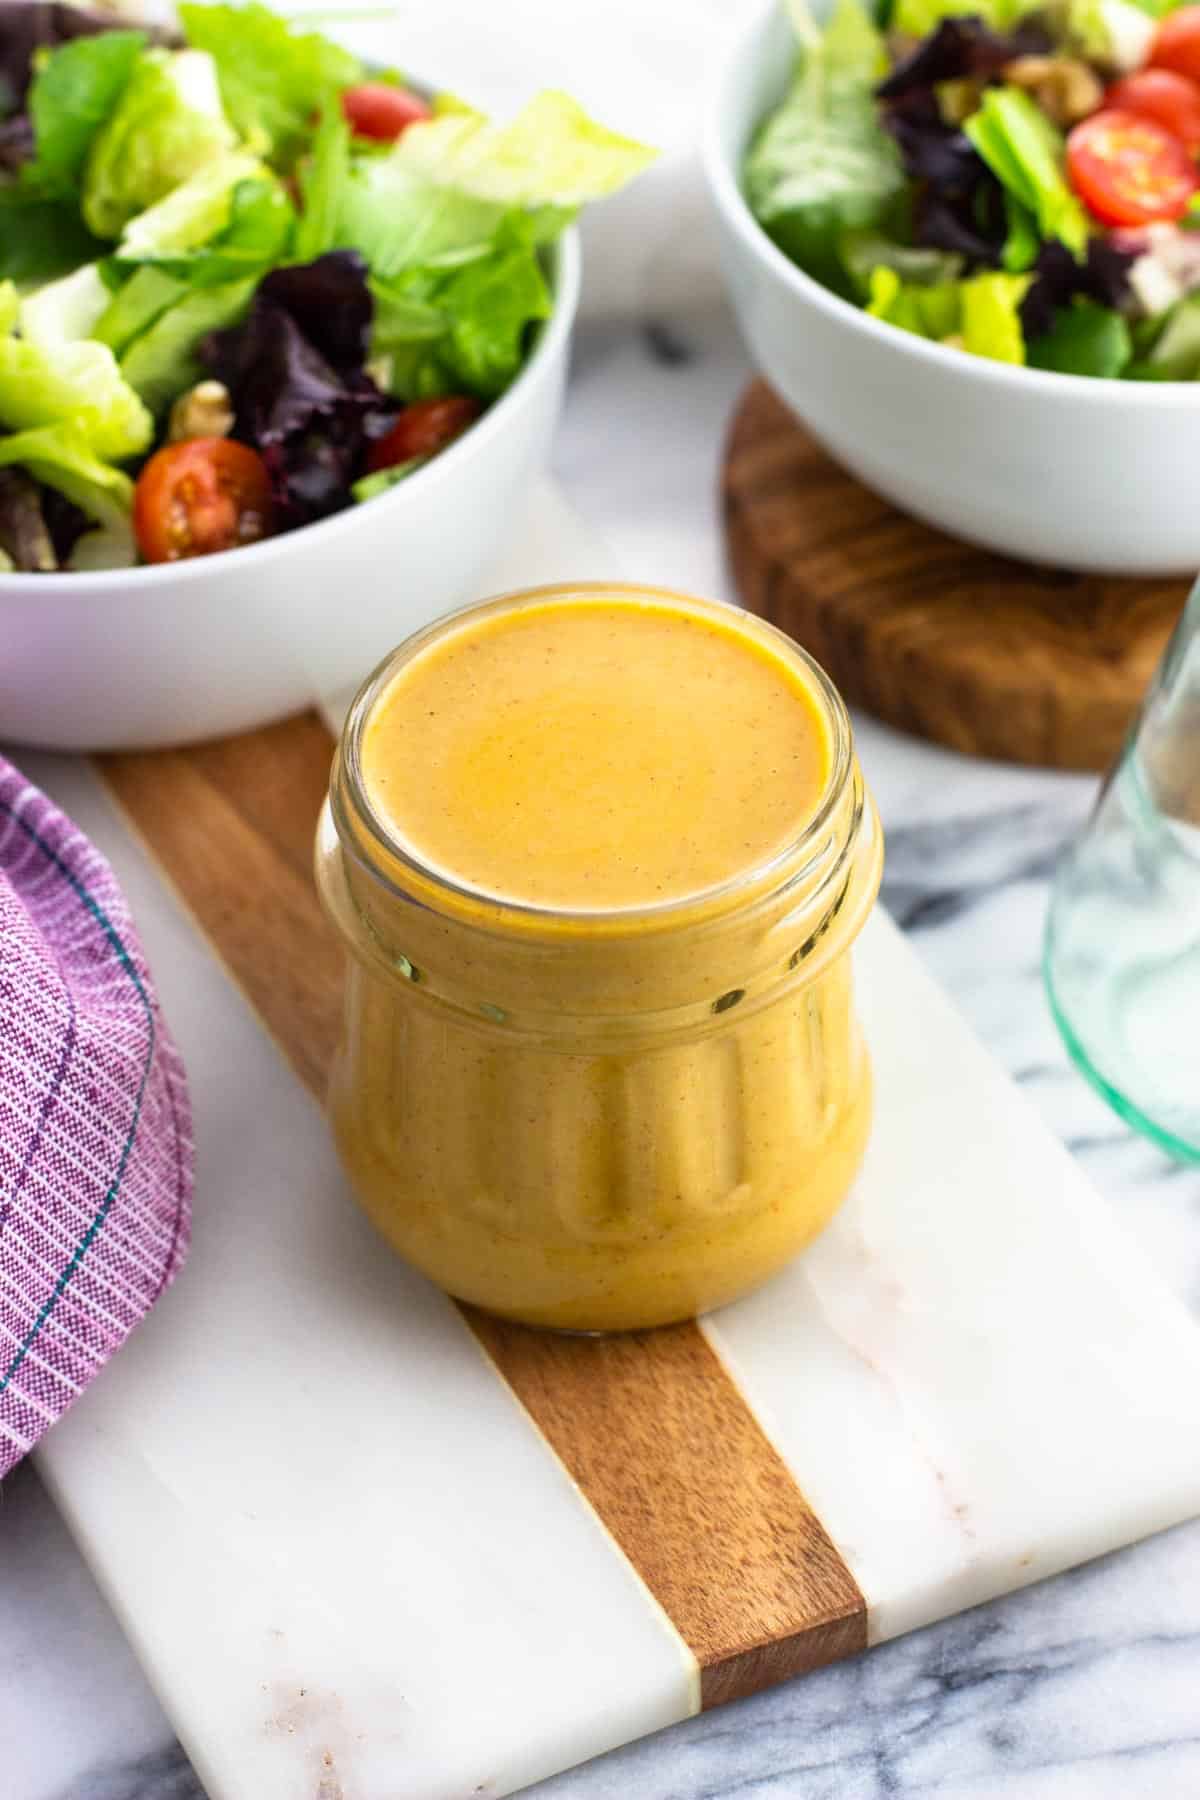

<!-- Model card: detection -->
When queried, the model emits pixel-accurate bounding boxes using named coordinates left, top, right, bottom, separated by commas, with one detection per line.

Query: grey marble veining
left=5, top=305, right=1200, bottom=1800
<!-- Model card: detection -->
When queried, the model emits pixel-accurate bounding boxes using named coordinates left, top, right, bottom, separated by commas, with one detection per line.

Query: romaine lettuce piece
left=292, top=105, right=353, bottom=266
left=892, top=0, right=1039, bottom=34
left=94, top=267, right=190, bottom=357
left=323, top=157, right=513, bottom=281
left=117, top=150, right=273, bottom=260
left=867, top=266, right=1030, bottom=361
left=1002, top=193, right=1041, bottom=272
left=119, top=278, right=258, bottom=414
left=964, top=87, right=1090, bottom=258
left=0, top=280, right=152, bottom=459
left=178, top=1, right=362, bottom=166
left=0, top=424, right=133, bottom=526
left=18, top=264, right=111, bottom=342
left=293, top=79, right=650, bottom=285
left=120, top=176, right=294, bottom=285
left=867, top=266, right=961, bottom=338
left=744, top=0, right=905, bottom=295
left=389, top=90, right=655, bottom=208
left=351, top=459, right=424, bottom=504
left=959, top=270, right=1031, bottom=362
left=377, top=228, right=553, bottom=400
left=82, top=48, right=238, bottom=239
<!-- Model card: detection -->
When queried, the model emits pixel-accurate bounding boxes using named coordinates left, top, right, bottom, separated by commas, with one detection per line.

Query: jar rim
left=334, top=582, right=856, bottom=934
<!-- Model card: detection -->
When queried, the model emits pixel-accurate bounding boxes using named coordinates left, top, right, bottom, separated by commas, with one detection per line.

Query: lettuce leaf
left=292, top=102, right=352, bottom=266
left=81, top=48, right=238, bottom=239
left=119, top=175, right=294, bottom=285
left=389, top=90, right=655, bottom=207
left=118, top=276, right=258, bottom=413
left=351, top=458, right=424, bottom=504
left=323, top=157, right=513, bottom=281
left=0, top=187, right=103, bottom=286
left=117, top=150, right=273, bottom=259
left=1126, top=293, right=1200, bottom=378
left=18, top=262, right=111, bottom=341
left=841, top=229, right=963, bottom=294
left=94, top=266, right=189, bottom=357
left=0, top=281, right=152, bottom=458
left=373, top=227, right=553, bottom=401
left=290, top=82, right=649, bottom=288
left=24, top=27, right=146, bottom=196
left=959, top=270, right=1031, bottom=361
left=178, top=1, right=362, bottom=166
left=964, top=87, right=1090, bottom=257
left=1002, top=192, right=1040, bottom=271
left=744, top=0, right=904, bottom=295
left=892, top=0, right=1039, bottom=34
left=1026, top=298, right=1132, bottom=375
left=867, top=265, right=961, bottom=337
left=867, top=265, right=1030, bottom=360
left=0, top=423, right=133, bottom=525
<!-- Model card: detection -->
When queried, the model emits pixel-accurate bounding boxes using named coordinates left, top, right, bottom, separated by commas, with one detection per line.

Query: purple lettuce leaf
left=881, top=99, right=1007, bottom=265
left=0, top=468, right=89, bottom=572
left=1021, top=238, right=1138, bottom=339
left=201, top=251, right=396, bottom=529
left=877, top=16, right=1050, bottom=104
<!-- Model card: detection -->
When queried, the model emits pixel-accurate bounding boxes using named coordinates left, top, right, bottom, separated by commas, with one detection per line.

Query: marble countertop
left=6, top=305, right=1200, bottom=1800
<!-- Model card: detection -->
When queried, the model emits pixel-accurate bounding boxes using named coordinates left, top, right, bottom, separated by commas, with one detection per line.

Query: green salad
left=745, top=0, right=1200, bottom=377
left=0, top=2, right=653, bottom=572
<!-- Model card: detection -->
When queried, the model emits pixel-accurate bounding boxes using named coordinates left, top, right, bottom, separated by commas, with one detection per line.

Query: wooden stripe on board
left=97, top=714, right=867, bottom=1709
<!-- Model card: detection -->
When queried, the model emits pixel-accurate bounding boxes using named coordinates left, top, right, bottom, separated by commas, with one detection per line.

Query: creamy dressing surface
left=360, top=594, right=832, bottom=912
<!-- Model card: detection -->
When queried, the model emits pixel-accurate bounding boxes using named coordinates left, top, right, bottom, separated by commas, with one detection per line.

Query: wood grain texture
left=467, top=1312, right=866, bottom=1705
left=724, top=381, right=1186, bottom=773
left=99, top=715, right=342, bottom=1097
left=96, top=714, right=867, bottom=1707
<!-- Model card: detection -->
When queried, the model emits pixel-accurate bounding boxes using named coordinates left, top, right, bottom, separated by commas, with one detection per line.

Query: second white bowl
left=704, top=0, right=1200, bottom=576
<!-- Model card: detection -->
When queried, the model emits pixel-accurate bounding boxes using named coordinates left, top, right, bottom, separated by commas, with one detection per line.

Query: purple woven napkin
left=0, top=755, right=192, bottom=1478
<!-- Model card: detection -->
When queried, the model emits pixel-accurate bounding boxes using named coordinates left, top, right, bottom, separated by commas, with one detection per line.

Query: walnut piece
left=1002, top=55, right=1104, bottom=127
left=167, top=380, right=235, bottom=444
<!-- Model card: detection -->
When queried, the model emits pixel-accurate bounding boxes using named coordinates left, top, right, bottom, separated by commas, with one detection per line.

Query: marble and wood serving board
left=26, top=702, right=1200, bottom=1800
left=724, top=381, right=1188, bottom=773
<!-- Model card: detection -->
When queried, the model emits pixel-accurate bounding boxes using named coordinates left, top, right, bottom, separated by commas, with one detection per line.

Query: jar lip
left=335, top=582, right=856, bottom=931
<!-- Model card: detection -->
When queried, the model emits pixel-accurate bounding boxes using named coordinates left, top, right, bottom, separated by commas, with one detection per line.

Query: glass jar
left=315, top=586, right=883, bottom=1332
left=1045, top=574, right=1200, bottom=1162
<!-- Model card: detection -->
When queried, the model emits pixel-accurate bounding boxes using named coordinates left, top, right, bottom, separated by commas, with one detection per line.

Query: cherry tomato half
left=1067, top=108, right=1199, bottom=225
left=1106, top=69, right=1200, bottom=155
left=367, top=396, right=482, bottom=473
left=133, top=439, right=274, bottom=564
left=341, top=83, right=432, bottom=142
left=1150, top=5, right=1200, bottom=88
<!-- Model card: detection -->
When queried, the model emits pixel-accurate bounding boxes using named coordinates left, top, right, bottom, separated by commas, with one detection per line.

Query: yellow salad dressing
left=316, top=584, right=882, bottom=1332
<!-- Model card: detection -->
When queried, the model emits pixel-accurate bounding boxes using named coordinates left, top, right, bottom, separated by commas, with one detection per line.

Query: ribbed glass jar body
left=316, top=587, right=883, bottom=1331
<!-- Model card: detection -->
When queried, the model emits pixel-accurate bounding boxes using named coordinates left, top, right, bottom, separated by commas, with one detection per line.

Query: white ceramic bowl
left=0, top=231, right=580, bottom=751
left=704, top=0, right=1200, bottom=576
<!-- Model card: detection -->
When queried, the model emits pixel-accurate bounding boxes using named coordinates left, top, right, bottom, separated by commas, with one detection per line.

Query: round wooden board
left=723, top=381, right=1188, bottom=772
